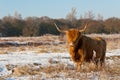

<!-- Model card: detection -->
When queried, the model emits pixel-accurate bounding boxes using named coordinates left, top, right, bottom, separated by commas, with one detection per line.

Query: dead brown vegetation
left=0, top=34, right=120, bottom=79
left=2, top=56, right=119, bottom=80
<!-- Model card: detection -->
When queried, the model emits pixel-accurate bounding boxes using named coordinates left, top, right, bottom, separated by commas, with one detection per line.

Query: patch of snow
left=0, top=50, right=70, bottom=66
left=0, top=64, right=12, bottom=77
left=106, top=49, right=120, bottom=57
left=0, top=49, right=120, bottom=79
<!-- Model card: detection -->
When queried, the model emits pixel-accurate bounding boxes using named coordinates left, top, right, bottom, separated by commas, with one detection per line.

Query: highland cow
left=54, top=23, right=106, bottom=70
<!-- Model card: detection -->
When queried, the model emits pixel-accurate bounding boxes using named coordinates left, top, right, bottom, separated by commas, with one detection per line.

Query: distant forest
left=0, top=9, right=120, bottom=37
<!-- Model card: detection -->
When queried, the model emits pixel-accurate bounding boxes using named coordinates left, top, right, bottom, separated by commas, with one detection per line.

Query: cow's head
left=54, top=23, right=87, bottom=47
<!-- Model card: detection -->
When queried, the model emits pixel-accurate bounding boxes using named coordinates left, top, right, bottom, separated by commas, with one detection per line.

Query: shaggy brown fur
left=66, top=29, right=106, bottom=70
left=54, top=23, right=106, bottom=70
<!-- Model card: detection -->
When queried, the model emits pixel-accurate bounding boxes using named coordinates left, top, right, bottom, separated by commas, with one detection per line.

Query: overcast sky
left=0, top=0, right=120, bottom=19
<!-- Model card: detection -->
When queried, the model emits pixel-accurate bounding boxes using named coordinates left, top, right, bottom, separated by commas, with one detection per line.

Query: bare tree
left=22, top=17, right=39, bottom=36
left=84, top=11, right=95, bottom=20
left=66, top=7, right=77, bottom=22
left=14, top=11, right=22, bottom=20
left=97, top=14, right=103, bottom=21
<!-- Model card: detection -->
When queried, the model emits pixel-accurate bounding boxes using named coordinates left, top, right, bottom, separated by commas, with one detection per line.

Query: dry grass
left=0, top=51, right=5, bottom=54
left=0, top=34, right=120, bottom=53
left=0, top=34, right=120, bottom=79
left=12, top=65, right=40, bottom=76
left=107, top=38, right=120, bottom=50
left=2, top=56, right=119, bottom=80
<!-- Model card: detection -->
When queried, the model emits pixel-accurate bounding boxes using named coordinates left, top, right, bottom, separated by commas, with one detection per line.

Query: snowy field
left=0, top=49, right=120, bottom=80
left=0, top=34, right=120, bottom=80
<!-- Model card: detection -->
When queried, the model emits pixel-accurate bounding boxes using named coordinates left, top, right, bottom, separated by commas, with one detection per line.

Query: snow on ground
left=0, top=49, right=120, bottom=80
left=106, top=49, right=120, bottom=57
left=0, top=51, right=70, bottom=66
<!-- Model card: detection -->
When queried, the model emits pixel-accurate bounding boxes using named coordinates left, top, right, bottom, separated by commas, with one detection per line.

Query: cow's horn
left=54, top=23, right=66, bottom=33
left=79, top=24, right=87, bottom=32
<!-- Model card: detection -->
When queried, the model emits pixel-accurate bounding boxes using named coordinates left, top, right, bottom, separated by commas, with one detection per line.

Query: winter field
left=0, top=34, right=120, bottom=80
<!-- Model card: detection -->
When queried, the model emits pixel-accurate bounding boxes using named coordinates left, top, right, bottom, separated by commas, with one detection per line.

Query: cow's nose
left=69, top=42, right=74, bottom=46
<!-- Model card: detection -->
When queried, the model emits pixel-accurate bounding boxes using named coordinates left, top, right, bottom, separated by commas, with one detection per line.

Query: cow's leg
left=94, top=57, right=105, bottom=70
left=76, top=57, right=84, bottom=71
left=77, top=50, right=85, bottom=71
left=99, top=50, right=106, bottom=68
left=100, top=56, right=105, bottom=67
left=76, top=63, right=81, bottom=71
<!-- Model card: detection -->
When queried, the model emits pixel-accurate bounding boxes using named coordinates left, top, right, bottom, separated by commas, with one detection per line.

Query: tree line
left=0, top=11, right=120, bottom=37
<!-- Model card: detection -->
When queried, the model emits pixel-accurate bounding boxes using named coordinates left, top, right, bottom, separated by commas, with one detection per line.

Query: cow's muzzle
left=69, top=42, right=74, bottom=47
